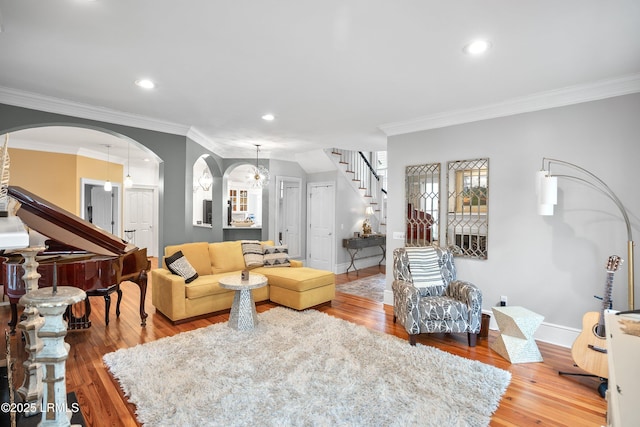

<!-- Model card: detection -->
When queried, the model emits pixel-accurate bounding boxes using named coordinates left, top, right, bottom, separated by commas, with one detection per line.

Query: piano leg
left=8, top=301, right=18, bottom=334
left=86, top=283, right=120, bottom=326
left=135, top=270, right=149, bottom=327
left=116, top=287, right=123, bottom=318
left=104, top=293, right=111, bottom=326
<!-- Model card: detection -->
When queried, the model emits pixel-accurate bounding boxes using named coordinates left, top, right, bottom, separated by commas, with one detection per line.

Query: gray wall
left=386, top=93, right=640, bottom=345
left=1, top=103, right=206, bottom=251
left=0, top=103, right=373, bottom=269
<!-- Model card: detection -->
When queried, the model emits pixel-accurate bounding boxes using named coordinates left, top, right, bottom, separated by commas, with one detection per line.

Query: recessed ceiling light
left=261, top=114, right=275, bottom=121
left=135, top=79, right=155, bottom=89
left=463, top=40, right=491, bottom=55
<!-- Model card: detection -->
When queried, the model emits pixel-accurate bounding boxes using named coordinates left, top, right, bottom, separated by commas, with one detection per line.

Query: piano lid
left=8, top=186, right=137, bottom=256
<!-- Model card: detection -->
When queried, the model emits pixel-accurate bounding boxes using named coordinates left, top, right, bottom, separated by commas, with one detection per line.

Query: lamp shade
left=537, top=203, right=554, bottom=216
left=539, top=175, right=558, bottom=205
left=365, top=206, right=374, bottom=216
left=535, top=170, right=546, bottom=196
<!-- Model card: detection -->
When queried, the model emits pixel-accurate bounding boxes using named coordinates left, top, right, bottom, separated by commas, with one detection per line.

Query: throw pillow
left=263, top=245, right=290, bottom=267
left=165, top=250, right=199, bottom=283
left=241, top=240, right=264, bottom=268
left=405, top=246, right=444, bottom=289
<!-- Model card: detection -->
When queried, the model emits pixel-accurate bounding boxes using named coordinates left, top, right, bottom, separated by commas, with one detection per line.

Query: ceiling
left=0, top=1, right=639, bottom=167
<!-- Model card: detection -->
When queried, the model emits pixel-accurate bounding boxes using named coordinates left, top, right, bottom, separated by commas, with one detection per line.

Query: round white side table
left=219, top=273, right=267, bottom=331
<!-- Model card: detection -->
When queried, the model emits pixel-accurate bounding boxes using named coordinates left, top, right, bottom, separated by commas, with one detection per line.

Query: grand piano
left=1, top=186, right=149, bottom=331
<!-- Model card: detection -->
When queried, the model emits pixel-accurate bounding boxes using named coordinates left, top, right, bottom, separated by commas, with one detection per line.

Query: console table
left=342, top=234, right=386, bottom=274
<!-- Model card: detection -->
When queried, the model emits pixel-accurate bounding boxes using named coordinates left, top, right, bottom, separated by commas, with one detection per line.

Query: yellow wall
left=8, top=147, right=122, bottom=215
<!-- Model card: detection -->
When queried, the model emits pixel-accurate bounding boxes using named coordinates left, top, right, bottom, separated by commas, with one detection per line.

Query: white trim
left=482, top=308, right=579, bottom=348
left=336, top=255, right=383, bottom=275
left=379, top=73, right=640, bottom=136
left=0, top=86, right=190, bottom=136
left=381, top=303, right=580, bottom=349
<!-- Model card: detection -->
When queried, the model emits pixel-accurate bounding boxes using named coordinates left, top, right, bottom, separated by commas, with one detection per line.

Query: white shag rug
left=104, top=307, right=510, bottom=427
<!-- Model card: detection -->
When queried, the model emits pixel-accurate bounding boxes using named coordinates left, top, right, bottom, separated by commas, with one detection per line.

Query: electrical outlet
left=500, top=296, right=508, bottom=307
left=393, top=231, right=405, bottom=240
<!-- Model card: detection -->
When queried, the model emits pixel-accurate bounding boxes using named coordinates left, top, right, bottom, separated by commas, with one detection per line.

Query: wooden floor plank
left=1, top=262, right=607, bottom=426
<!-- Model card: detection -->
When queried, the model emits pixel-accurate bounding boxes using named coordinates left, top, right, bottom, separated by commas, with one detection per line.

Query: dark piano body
left=1, top=186, right=149, bottom=331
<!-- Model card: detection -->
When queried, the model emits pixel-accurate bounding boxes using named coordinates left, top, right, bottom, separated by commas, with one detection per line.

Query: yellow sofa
left=151, top=240, right=335, bottom=323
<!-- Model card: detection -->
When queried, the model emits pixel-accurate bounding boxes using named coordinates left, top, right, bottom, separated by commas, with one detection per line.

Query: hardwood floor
left=2, top=263, right=606, bottom=426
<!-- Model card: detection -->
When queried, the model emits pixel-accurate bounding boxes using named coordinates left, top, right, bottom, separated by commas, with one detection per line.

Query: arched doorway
left=5, top=125, right=160, bottom=256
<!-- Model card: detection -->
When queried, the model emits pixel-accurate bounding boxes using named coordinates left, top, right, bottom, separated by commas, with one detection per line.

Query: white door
left=283, top=181, right=301, bottom=258
left=124, top=188, right=156, bottom=256
left=90, top=186, right=118, bottom=234
left=307, top=182, right=335, bottom=272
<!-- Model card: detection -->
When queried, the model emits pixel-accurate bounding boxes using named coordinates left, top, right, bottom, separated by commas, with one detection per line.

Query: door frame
left=123, top=184, right=159, bottom=257
left=80, top=178, right=121, bottom=236
left=306, top=181, right=335, bottom=272
left=274, top=176, right=302, bottom=258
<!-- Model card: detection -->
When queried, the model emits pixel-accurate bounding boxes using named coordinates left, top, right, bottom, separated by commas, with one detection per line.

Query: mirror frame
left=446, top=158, right=489, bottom=259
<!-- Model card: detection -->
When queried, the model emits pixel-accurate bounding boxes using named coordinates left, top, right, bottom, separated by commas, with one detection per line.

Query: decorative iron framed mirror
left=405, top=163, right=440, bottom=247
left=446, top=158, right=489, bottom=259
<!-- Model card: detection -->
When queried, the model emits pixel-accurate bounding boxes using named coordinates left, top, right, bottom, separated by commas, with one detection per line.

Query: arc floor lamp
left=537, top=157, right=635, bottom=311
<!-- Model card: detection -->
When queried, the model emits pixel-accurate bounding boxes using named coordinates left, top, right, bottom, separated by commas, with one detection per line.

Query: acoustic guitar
left=571, top=255, right=622, bottom=379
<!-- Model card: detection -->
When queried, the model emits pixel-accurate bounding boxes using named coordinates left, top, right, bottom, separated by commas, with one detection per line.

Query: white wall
left=386, top=93, right=640, bottom=347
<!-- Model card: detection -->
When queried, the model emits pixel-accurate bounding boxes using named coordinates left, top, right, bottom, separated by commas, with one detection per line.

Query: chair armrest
left=446, top=280, right=483, bottom=331
left=150, top=268, right=187, bottom=320
left=391, top=279, right=421, bottom=335
left=290, top=259, right=303, bottom=268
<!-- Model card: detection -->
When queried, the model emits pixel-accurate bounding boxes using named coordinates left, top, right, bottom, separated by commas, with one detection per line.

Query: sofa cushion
left=256, top=267, right=334, bottom=292
left=263, top=244, right=290, bottom=267
left=241, top=240, right=264, bottom=268
left=209, top=241, right=246, bottom=274
left=165, top=250, right=199, bottom=283
left=164, top=242, right=212, bottom=276
left=184, top=273, right=238, bottom=299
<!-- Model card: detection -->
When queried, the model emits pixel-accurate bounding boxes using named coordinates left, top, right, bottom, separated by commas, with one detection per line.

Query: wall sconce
left=198, top=169, right=213, bottom=191
left=537, top=157, right=635, bottom=310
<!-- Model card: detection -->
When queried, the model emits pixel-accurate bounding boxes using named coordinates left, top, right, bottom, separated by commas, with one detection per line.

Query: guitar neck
left=598, top=272, right=615, bottom=330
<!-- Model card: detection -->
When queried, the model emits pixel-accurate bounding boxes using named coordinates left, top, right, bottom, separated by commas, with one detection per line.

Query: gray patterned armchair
left=392, top=246, right=482, bottom=347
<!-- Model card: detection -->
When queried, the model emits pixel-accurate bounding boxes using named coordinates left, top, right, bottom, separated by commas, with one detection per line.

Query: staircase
left=327, top=148, right=387, bottom=231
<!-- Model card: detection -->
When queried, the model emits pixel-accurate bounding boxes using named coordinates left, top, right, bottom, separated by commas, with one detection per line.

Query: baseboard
left=336, top=255, right=384, bottom=274
left=382, top=300, right=580, bottom=349
left=481, top=309, right=579, bottom=348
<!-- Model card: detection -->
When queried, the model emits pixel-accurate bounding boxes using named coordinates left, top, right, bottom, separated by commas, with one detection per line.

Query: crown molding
left=379, top=73, right=640, bottom=136
left=186, top=126, right=234, bottom=158
left=9, top=137, right=126, bottom=163
left=0, top=86, right=190, bottom=136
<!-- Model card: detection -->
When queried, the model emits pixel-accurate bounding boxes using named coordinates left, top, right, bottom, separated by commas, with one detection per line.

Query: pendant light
left=104, top=145, right=112, bottom=192
left=249, top=144, right=270, bottom=189
left=124, top=142, right=133, bottom=188
left=198, top=169, right=213, bottom=191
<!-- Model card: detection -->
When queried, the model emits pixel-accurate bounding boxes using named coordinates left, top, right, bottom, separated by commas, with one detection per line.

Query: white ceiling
left=0, top=1, right=639, bottom=165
